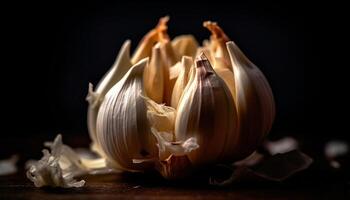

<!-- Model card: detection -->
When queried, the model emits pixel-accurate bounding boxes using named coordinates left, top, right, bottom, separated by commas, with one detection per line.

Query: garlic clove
left=171, top=56, right=193, bottom=108
left=203, top=21, right=231, bottom=71
left=227, top=41, right=275, bottom=157
left=175, top=53, right=239, bottom=166
left=131, top=16, right=170, bottom=64
left=96, top=58, right=157, bottom=171
left=171, top=35, right=199, bottom=58
left=160, top=40, right=180, bottom=68
left=161, top=41, right=180, bottom=105
left=86, top=40, right=132, bottom=154
left=214, top=57, right=236, bottom=99
left=143, top=44, right=164, bottom=103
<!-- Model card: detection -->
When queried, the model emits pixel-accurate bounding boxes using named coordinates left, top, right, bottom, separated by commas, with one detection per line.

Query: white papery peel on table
left=26, top=135, right=113, bottom=188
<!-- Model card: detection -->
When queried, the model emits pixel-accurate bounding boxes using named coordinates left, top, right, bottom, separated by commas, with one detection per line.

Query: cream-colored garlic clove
left=174, top=53, right=239, bottom=166
left=86, top=40, right=132, bottom=154
left=203, top=21, right=231, bottom=71
left=214, top=57, right=236, bottom=99
left=160, top=40, right=180, bottom=68
left=96, top=58, right=157, bottom=171
left=143, top=44, right=164, bottom=103
left=161, top=41, right=181, bottom=105
left=171, top=35, right=199, bottom=58
left=171, top=56, right=193, bottom=108
left=227, top=41, right=275, bottom=157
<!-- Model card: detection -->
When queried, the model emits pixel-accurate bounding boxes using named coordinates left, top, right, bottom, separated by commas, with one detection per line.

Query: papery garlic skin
left=174, top=54, right=239, bottom=166
left=96, top=58, right=158, bottom=171
left=26, top=135, right=112, bottom=188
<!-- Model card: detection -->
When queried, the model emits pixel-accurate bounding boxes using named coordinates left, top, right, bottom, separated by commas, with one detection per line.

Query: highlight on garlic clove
left=227, top=40, right=275, bottom=157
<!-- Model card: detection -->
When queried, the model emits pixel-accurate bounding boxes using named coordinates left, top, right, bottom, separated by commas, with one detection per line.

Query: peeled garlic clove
left=86, top=40, right=132, bottom=154
left=171, top=35, right=199, bottom=58
left=227, top=41, right=275, bottom=157
left=175, top=53, right=239, bottom=166
left=171, top=56, right=193, bottom=108
left=96, top=58, right=157, bottom=171
left=143, top=44, right=164, bottom=103
left=131, top=16, right=170, bottom=64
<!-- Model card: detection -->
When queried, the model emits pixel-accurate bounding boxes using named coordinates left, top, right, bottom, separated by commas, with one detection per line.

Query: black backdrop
left=3, top=1, right=330, bottom=145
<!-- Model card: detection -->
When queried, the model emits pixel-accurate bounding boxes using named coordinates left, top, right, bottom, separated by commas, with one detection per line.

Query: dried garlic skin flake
left=26, top=135, right=112, bottom=188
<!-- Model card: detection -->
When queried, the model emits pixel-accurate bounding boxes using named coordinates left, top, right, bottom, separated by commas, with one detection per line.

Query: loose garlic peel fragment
left=26, top=135, right=114, bottom=188
left=27, top=17, right=276, bottom=187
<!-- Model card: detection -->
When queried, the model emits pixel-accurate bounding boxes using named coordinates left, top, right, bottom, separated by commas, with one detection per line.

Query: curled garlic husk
left=27, top=17, right=276, bottom=187
left=26, top=135, right=113, bottom=188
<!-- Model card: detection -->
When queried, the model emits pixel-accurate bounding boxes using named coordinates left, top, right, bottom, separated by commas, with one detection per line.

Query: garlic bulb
left=27, top=17, right=276, bottom=187
left=93, top=18, right=275, bottom=176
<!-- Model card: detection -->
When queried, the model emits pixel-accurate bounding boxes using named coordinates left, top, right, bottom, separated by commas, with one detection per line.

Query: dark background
left=1, top=2, right=349, bottom=197
left=2, top=1, right=343, bottom=166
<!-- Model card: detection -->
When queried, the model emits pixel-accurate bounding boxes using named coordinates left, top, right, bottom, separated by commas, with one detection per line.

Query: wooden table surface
left=1, top=171, right=348, bottom=200
left=0, top=134, right=348, bottom=199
